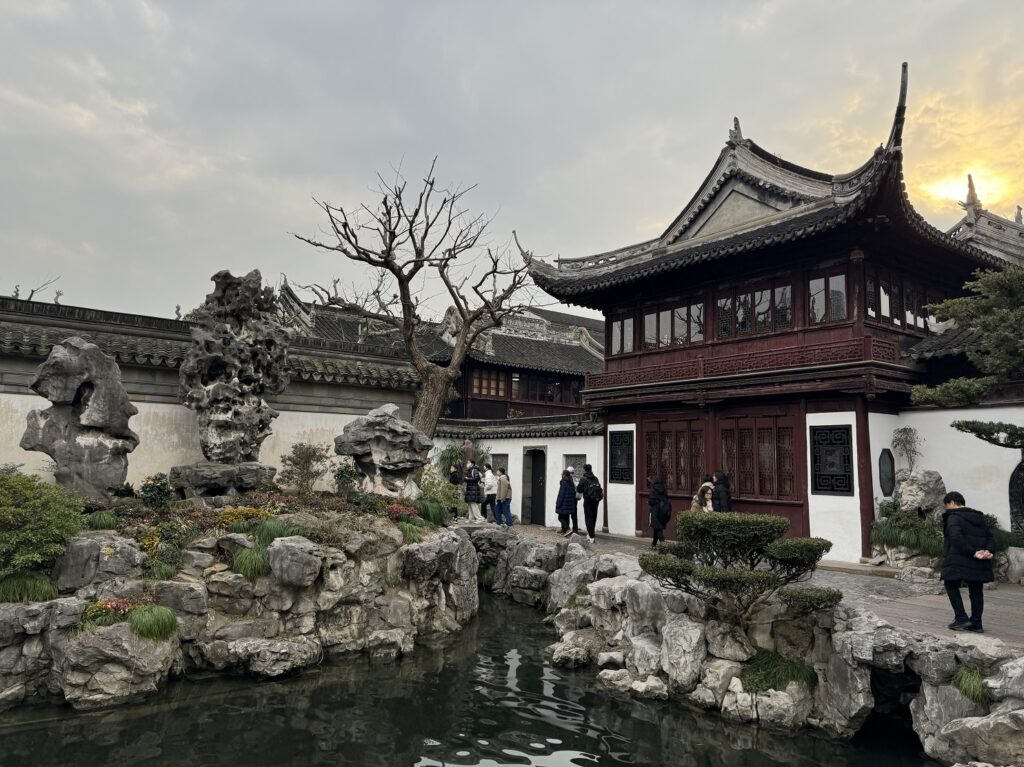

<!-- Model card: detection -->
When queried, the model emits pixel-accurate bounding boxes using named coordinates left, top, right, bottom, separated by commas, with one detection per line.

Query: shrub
left=0, top=571, right=58, bottom=603
left=85, top=510, right=119, bottom=530
left=251, top=518, right=298, bottom=547
left=111, top=482, right=135, bottom=498
left=779, top=586, right=844, bottom=613
left=232, top=546, right=270, bottom=580
left=278, top=442, right=333, bottom=496
left=740, top=649, right=818, bottom=693
left=986, top=515, right=1024, bottom=552
left=952, top=665, right=990, bottom=707
left=0, top=463, right=23, bottom=477
left=139, top=474, right=174, bottom=510
left=640, top=512, right=833, bottom=628
left=417, top=465, right=461, bottom=520
left=218, top=506, right=271, bottom=528
left=397, top=521, right=423, bottom=544
left=433, top=442, right=490, bottom=474
left=414, top=497, right=450, bottom=527
left=891, top=426, right=924, bottom=471
left=127, top=605, right=178, bottom=641
left=870, top=513, right=944, bottom=558
left=0, top=473, right=83, bottom=578
left=333, top=461, right=361, bottom=497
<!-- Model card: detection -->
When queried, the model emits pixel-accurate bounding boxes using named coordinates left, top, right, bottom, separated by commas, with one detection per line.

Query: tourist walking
left=690, top=484, right=713, bottom=514
left=448, top=463, right=462, bottom=519
left=464, top=460, right=484, bottom=523
left=712, top=470, right=732, bottom=512
left=482, top=463, right=497, bottom=523
left=555, top=469, right=579, bottom=536
left=940, top=491, right=994, bottom=633
left=648, top=476, right=671, bottom=547
left=576, top=464, right=604, bottom=543
left=495, top=467, right=514, bottom=527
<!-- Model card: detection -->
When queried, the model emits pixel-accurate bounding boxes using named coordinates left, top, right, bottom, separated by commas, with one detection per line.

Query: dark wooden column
left=855, top=398, right=875, bottom=558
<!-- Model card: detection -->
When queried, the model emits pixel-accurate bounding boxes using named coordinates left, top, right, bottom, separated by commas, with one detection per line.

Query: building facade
left=528, top=65, right=1024, bottom=559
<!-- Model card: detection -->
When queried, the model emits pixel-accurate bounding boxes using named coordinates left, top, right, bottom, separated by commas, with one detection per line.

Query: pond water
left=0, top=597, right=931, bottom=767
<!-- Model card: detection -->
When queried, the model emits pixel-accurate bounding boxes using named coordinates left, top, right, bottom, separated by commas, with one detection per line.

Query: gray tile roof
left=435, top=412, right=604, bottom=439
left=904, top=326, right=982, bottom=361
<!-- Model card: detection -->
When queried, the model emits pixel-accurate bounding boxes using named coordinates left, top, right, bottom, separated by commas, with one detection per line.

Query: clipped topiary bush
left=127, top=605, right=178, bottom=641
left=640, top=512, right=833, bottom=628
left=0, top=571, right=59, bottom=603
left=778, top=586, right=843, bottom=614
left=0, top=473, right=83, bottom=578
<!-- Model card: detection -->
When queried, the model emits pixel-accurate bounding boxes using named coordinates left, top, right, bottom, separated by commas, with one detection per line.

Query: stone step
left=819, top=559, right=898, bottom=579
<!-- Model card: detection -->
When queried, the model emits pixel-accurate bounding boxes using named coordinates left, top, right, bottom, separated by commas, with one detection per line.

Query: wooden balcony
left=585, top=337, right=900, bottom=390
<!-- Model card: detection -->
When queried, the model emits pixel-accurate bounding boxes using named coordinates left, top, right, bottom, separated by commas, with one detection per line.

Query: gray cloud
left=1, top=0, right=1022, bottom=317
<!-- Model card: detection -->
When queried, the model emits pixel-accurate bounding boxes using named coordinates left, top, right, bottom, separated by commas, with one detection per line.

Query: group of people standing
left=647, top=470, right=732, bottom=547
left=555, top=464, right=605, bottom=543
left=448, top=460, right=514, bottom=527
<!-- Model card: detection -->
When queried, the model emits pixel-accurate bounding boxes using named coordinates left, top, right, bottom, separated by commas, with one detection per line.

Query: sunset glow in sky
left=1, top=1, right=1022, bottom=316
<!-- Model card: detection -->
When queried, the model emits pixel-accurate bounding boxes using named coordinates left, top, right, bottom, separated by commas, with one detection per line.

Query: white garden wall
left=806, top=411, right=863, bottom=564
left=605, top=424, right=637, bottom=536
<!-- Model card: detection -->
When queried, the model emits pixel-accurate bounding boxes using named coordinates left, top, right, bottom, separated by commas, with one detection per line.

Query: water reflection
left=0, top=598, right=928, bottom=767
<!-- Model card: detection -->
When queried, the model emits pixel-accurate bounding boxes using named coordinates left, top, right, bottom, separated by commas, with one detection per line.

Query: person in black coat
left=940, top=491, right=994, bottom=632
left=555, top=470, right=579, bottom=536
left=648, top=476, right=671, bottom=547
left=712, top=470, right=732, bottom=513
left=463, top=460, right=484, bottom=523
left=576, top=464, right=603, bottom=543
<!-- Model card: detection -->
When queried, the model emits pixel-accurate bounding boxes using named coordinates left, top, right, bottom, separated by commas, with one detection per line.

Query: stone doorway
left=521, top=448, right=547, bottom=526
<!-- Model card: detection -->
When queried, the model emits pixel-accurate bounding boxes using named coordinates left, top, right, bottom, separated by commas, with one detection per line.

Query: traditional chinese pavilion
left=527, top=64, right=1023, bottom=559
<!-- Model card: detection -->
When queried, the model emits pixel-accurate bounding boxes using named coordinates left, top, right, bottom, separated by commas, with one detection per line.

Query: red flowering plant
left=82, top=596, right=153, bottom=627
left=387, top=504, right=418, bottom=523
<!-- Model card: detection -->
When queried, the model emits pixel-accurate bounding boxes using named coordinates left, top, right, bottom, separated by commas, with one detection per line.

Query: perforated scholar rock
left=178, top=269, right=290, bottom=464
left=334, top=404, right=433, bottom=499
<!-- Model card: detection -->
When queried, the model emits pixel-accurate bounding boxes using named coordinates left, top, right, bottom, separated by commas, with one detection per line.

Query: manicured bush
left=139, top=474, right=174, bottom=510
left=127, top=605, right=178, bottom=641
left=232, top=546, right=270, bottom=580
left=0, top=571, right=58, bottom=603
left=641, top=511, right=833, bottom=628
left=397, top=521, right=423, bottom=545
left=251, top=518, right=298, bottom=547
left=952, top=665, right=990, bottom=707
left=278, top=442, right=333, bottom=496
left=779, top=586, right=844, bottom=613
left=0, top=473, right=83, bottom=578
left=740, top=649, right=818, bottom=693
left=85, top=510, right=119, bottom=530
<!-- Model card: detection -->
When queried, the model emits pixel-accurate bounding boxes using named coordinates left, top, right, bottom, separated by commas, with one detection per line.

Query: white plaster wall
left=0, top=391, right=361, bottom=490
left=806, top=411, right=862, bottom=563
left=606, top=424, right=637, bottom=536
left=867, top=411, right=901, bottom=506
left=895, top=405, right=1023, bottom=530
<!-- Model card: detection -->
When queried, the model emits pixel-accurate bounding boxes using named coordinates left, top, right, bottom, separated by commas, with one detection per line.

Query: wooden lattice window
left=721, top=418, right=797, bottom=500
left=810, top=426, right=854, bottom=496
left=609, top=431, right=634, bottom=484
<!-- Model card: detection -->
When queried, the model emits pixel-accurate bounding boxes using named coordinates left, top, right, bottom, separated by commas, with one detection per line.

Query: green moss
left=127, top=605, right=178, bottom=641
left=740, top=649, right=818, bottom=693
left=232, top=547, right=270, bottom=580
left=0, top=571, right=58, bottom=603
left=85, top=510, right=119, bottom=530
left=952, top=665, right=990, bottom=707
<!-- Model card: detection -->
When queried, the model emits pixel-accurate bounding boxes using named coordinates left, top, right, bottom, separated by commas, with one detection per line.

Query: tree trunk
left=412, top=367, right=451, bottom=438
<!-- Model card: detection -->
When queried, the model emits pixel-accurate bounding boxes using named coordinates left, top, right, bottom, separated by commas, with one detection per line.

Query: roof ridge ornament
left=885, top=62, right=909, bottom=151
left=960, top=174, right=984, bottom=225
left=728, top=117, right=744, bottom=145
left=1016, top=205, right=1022, bottom=225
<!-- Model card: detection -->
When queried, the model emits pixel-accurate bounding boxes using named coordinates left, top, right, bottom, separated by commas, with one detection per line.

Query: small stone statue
left=20, top=337, right=139, bottom=499
left=335, top=404, right=433, bottom=499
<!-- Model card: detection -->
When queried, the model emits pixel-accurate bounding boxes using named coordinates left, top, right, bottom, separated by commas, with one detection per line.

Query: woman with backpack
left=576, top=464, right=603, bottom=544
left=648, top=475, right=671, bottom=547
left=555, top=469, right=579, bottom=537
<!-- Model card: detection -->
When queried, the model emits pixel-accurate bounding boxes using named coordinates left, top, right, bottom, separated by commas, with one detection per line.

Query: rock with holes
left=705, top=620, right=755, bottom=662
left=266, top=536, right=323, bottom=588
left=333, top=404, right=432, bottom=499
left=660, top=616, right=706, bottom=693
left=19, top=337, right=139, bottom=500
left=225, top=636, right=321, bottom=677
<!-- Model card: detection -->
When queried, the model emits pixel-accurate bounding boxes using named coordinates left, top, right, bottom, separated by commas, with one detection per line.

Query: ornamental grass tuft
left=251, top=518, right=298, bottom=547
left=952, top=665, right=990, bottom=707
left=233, top=546, right=270, bottom=580
left=85, top=510, right=119, bottom=530
left=397, top=521, right=423, bottom=545
left=0, top=571, right=58, bottom=603
left=127, top=605, right=178, bottom=641
left=740, top=649, right=818, bottom=693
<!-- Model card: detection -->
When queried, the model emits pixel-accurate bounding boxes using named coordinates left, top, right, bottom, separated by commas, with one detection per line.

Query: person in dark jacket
left=940, top=491, right=994, bottom=632
left=648, top=476, right=671, bottom=547
left=576, top=464, right=603, bottom=543
left=463, top=460, right=483, bottom=523
left=555, top=470, right=579, bottom=536
left=712, top=470, right=732, bottom=513
left=447, top=464, right=462, bottom=518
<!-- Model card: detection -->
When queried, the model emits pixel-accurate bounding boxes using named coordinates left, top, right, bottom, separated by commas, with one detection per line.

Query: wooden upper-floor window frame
left=807, top=268, right=848, bottom=325
left=608, top=315, right=635, bottom=356
left=716, top=281, right=793, bottom=340
left=865, top=266, right=945, bottom=333
left=641, top=300, right=707, bottom=351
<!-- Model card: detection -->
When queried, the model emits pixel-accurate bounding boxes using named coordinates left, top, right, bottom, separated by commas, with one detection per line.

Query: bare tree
left=294, top=160, right=534, bottom=437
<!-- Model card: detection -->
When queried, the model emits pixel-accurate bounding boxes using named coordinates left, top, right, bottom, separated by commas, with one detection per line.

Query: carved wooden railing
left=585, top=337, right=901, bottom=389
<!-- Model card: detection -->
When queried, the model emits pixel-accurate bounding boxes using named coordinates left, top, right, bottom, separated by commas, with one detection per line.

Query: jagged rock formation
left=173, top=270, right=289, bottom=500
left=19, top=337, right=139, bottom=499
left=178, top=269, right=289, bottom=463
left=334, top=404, right=432, bottom=499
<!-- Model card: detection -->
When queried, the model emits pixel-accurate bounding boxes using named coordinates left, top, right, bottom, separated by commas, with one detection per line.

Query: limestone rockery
left=0, top=523, right=478, bottom=712
left=466, top=526, right=1024, bottom=767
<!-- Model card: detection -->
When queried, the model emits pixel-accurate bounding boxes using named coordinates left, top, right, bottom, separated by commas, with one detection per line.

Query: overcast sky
left=2, top=1, right=1023, bottom=319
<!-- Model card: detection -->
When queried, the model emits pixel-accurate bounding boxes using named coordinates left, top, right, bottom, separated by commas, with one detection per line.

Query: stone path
left=488, top=521, right=1024, bottom=651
